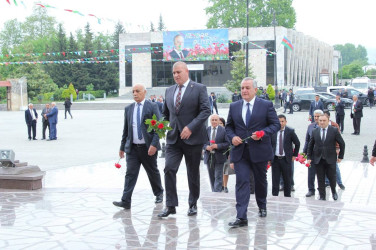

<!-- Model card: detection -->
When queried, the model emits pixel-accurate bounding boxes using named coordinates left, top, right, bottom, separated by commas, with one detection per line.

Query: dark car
left=292, top=93, right=337, bottom=112
left=316, top=92, right=353, bottom=109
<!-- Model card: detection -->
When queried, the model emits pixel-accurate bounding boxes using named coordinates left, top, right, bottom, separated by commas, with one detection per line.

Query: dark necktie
left=137, top=103, right=142, bottom=140
left=211, top=127, right=216, bottom=142
left=322, top=128, right=326, bottom=142
left=279, top=130, right=284, bottom=155
left=175, top=85, right=183, bottom=112
left=180, top=52, right=184, bottom=59
left=246, top=103, right=251, bottom=127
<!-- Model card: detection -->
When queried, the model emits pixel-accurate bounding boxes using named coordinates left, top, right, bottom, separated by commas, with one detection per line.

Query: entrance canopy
left=0, top=81, right=11, bottom=87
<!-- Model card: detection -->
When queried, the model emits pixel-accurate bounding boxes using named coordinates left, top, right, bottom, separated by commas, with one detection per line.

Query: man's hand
left=148, top=145, right=157, bottom=156
left=307, top=159, right=311, bottom=165
left=370, top=156, right=376, bottom=166
left=232, top=136, right=243, bottom=146
left=230, top=163, right=234, bottom=170
left=337, top=158, right=342, bottom=163
left=206, top=145, right=212, bottom=151
left=119, top=150, right=125, bottom=159
left=211, top=143, right=218, bottom=149
left=251, top=132, right=261, bottom=141
left=292, top=156, right=296, bottom=161
left=180, top=126, right=192, bottom=140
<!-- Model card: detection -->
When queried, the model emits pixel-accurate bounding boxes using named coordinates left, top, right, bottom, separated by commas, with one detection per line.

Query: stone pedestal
left=0, top=160, right=45, bottom=190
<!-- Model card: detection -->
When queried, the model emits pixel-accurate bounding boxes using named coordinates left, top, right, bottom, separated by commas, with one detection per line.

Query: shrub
left=266, top=84, right=275, bottom=100
left=217, top=94, right=229, bottom=103
left=81, top=90, right=105, bottom=98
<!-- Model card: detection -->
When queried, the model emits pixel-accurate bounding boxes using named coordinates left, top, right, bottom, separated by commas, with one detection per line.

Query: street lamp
left=272, top=11, right=280, bottom=108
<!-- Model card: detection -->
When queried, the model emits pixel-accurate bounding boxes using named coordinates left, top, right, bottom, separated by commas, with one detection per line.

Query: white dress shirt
left=242, top=97, right=256, bottom=125
left=132, top=100, right=146, bottom=144
left=321, top=126, right=328, bottom=141
left=275, top=129, right=285, bottom=156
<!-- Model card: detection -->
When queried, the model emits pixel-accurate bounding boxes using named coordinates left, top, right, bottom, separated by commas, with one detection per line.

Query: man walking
left=41, top=103, right=50, bottom=140
left=45, top=102, right=58, bottom=140
left=368, top=87, right=374, bottom=108
left=335, top=95, right=345, bottom=133
left=307, top=114, right=345, bottom=201
left=64, top=98, right=73, bottom=119
left=226, top=77, right=280, bottom=227
left=209, top=92, right=219, bottom=114
left=309, top=94, right=324, bottom=122
left=25, top=103, right=38, bottom=140
left=113, top=84, right=164, bottom=209
left=351, top=95, right=363, bottom=135
left=158, top=62, right=211, bottom=218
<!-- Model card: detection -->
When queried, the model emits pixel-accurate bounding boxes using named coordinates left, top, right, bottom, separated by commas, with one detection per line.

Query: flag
left=281, top=36, right=294, bottom=51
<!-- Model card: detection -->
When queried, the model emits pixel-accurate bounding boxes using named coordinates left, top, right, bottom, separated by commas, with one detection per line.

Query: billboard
left=163, top=29, right=229, bottom=61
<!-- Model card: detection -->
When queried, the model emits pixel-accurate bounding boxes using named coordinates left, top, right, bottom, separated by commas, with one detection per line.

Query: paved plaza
left=1, top=102, right=376, bottom=249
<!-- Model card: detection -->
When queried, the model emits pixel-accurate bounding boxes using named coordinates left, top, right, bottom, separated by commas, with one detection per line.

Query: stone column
left=9, top=78, right=28, bottom=111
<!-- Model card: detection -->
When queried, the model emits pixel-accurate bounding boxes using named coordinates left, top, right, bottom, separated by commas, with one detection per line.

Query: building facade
left=119, top=27, right=337, bottom=95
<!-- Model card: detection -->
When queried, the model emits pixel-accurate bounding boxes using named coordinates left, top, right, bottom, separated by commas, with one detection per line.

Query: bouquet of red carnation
left=224, top=130, right=265, bottom=155
left=145, top=114, right=172, bottom=139
left=295, top=153, right=310, bottom=168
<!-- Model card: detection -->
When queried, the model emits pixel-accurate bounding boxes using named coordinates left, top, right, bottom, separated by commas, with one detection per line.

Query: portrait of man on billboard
left=169, top=34, right=190, bottom=60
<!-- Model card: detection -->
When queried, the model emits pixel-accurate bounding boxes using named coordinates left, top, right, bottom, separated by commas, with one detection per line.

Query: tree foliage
left=206, top=0, right=296, bottom=29
left=341, top=61, right=364, bottom=79
left=158, top=14, right=166, bottom=31
left=224, top=50, right=254, bottom=92
left=266, top=84, right=275, bottom=100
left=334, top=43, right=368, bottom=67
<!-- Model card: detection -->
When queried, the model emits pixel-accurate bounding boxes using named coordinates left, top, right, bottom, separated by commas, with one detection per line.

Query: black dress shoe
left=319, top=197, right=326, bottom=201
left=351, top=132, right=357, bottom=135
left=33, top=138, right=37, bottom=140
left=306, top=191, right=315, bottom=197
left=155, top=194, right=163, bottom=203
left=291, top=186, right=295, bottom=192
left=228, top=218, right=248, bottom=228
left=224, top=187, right=229, bottom=193
left=158, top=207, right=176, bottom=217
left=258, top=208, right=267, bottom=217
left=187, top=205, right=197, bottom=216
left=113, top=201, right=130, bottom=209
left=332, top=192, right=338, bottom=200
left=339, top=184, right=345, bottom=190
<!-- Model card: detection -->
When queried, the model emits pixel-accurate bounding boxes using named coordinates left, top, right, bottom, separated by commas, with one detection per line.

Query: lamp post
left=272, top=11, right=280, bottom=108
left=245, top=0, right=249, bottom=77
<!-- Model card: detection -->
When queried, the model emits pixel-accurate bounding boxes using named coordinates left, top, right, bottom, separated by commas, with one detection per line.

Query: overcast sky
left=0, top=0, right=375, bottom=62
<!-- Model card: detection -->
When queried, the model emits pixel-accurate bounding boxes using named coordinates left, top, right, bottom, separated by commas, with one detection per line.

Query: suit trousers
left=27, top=120, right=37, bottom=139
left=206, top=160, right=224, bottom=192
left=164, top=137, right=203, bottom=207
left=42, top=120, right=50, bottom=139
left=352, top=117, right=361, bottom=134
left=325, top=163, right=343, bottom=185
left=316, top=158, right=336, bottom=198
left=121, top=144, right=163, bottom=205
left=235, top=145, right=268, bottom=220
left=307, top=163, right=316, bottom=193
left=49, top=121, right=57, bottom=140
left=272, top=157, right=291, bottom=197
left=280, top=161, right=295, bottom=186
left=336, top=114, right=344, bottom=133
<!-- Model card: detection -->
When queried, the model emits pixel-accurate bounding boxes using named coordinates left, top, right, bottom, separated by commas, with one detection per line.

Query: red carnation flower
left=266, top=164, right=271, bottom=170
left=305, top=163, right=310, bottom=167
left=210, top=140, right=215, bottom=144
left=151, top=120, right=157, bottom=126
left=158, top=123, right=164, bottom=129
left=115, top=163, right=121, bottom=169
left=255, top=130, right=265, bottom=138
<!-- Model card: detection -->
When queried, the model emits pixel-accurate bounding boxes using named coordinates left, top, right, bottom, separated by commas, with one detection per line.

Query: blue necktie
left=137, top=103, right=143, bottom=140
left=246, top=103, right=251, bottom=127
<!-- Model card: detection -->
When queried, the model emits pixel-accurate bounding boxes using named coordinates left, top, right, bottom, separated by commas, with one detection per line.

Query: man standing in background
left=45, top=102, right=58, bottom=141
left=25, top=103, right=38, bottom=140
left=41, top=103, right=50, bottom=140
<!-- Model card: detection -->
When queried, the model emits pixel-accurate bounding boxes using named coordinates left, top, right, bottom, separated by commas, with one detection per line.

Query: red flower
left=210, top=140, right=215, bottom=144
left=255, top=130, right=265, bottom=138
left=151, top=120, right=157, bottom=126
left=266, top=164, right=271, bottom=170
left=115, top=163, right=121, bottom=169
left=158, top=123, right=164, bottom=129
left=305, top=163, right=310, bottom=167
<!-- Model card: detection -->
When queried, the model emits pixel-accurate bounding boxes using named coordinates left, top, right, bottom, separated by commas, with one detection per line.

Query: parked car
left=292, top=93, right=336, bottom=112
left=327, top=86, right=369, bottom=106
left=316, top=92, right=353, bottom=109
left=295, top=87, right=314, bottom=95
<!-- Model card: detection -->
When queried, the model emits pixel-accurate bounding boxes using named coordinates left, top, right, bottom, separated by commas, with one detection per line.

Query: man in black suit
left=367, top=87, right=374, bottom=108
left=158, top=62, right=211, bottom=217
left=307, top=114, right=345, bottom=201
left=25, top=103, right=38, bottom=140
left=169, top=35, right=189, bottom=60
left=335, top=95, right=345, bottom=133
left=203, top=114, right=230, bottom=192
left=232, top=90, right=241, bottom=102
left=309, top=94, right=324, bottom=122
left=41, top=103, right=50, bottom=140
left=271, top=114, right=300, bottom=197
left=351, top=95, right=363, bottom=135
left=113, top=84, right=164, bottom=209
left=287, top=89, right=294, bottom=114
left=209, top=92, right=219, bottom=114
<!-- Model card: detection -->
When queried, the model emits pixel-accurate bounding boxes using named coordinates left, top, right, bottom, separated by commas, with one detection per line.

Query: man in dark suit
left=113, top=84, right=164, bottom=209
left=287, top=89, right=294, bottom=114
left=41, top=103, right=50, bottom=140
left=45, top=102, right=58, bottom=140
left=335, top=95, right=345, bottom=133
left=351, top=95, right=363, bottom=135
left=209, top=92, right=219, bottom=114
left=203, top=114, right=230, bottom=192
left=156, top=97, right=164, bottom=114
left=370, top=140, right=376, bottom=166
left=158, top=62, right=211, bottom=217
left=232, top=90, right=241, bottom=102
left=271, top=114, right=300, bottom=197
left=226, top=77, right=280, bottom=227
left=169, top=35, right=189, bottom=60
left=25, top=103, right=38, bottom=140
left=307, top=114, right=345, bottom=201
left=309, top=94, right=324, bottom=122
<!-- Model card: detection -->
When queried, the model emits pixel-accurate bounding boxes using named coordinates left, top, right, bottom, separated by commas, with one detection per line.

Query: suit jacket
left=169, top=49, right=189, bottom=59
left=46, top=106, right=58, bottom=124
left=209, top=95, right=217, bottom=105
left=271, top=126, right=300, bottom=164
left=156, top=101, right=163, bottom=114
left=351, top=100, right=363, bottom=118
left=203, top=125, right=230, bottom=164
left=163, top=80, right=211, bottom=145
left=25, top=109, right=38, bottom=125
left=309, top=100, right=324, bottom=117
left=41, top=108, right=50, bottom=122
left=307, top=126, right=345, bottom=165
left=335, top=101, right=345, bottom=116
left=225, top=98, right=281, bottom=163
left=120, top=100, right=161, bottom=154
left=372, top=140, right=376, bottom=157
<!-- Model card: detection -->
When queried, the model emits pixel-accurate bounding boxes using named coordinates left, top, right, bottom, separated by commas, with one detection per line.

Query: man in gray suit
left=158, top=62, right=211, bottom=217
left=113, top=84, right=164, bottom=209
left=41, top=103, right=50, bottom=140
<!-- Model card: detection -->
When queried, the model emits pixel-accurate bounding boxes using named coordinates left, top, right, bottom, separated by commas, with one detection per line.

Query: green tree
left=150, top=22, right=155, bottom=32
left=62, top=83, right=77, bottom=100
left=158, top=14, right=166, bottom=31
left=341, top=62, right=363, bottom=79
left=112, top=21, right=125, bottom=49
left=0, top=19, right=23, bottom=52
left=334, top=43, right=368, bottom=67
left=365, top=68, right=376, bottom=79
left=205, top=0, right=296, bottom=29
left=224, top=50, right=254, bottom=93
left=22, top=6, right=57, bottom=42
left=266, top=84, right=275, bottom=100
